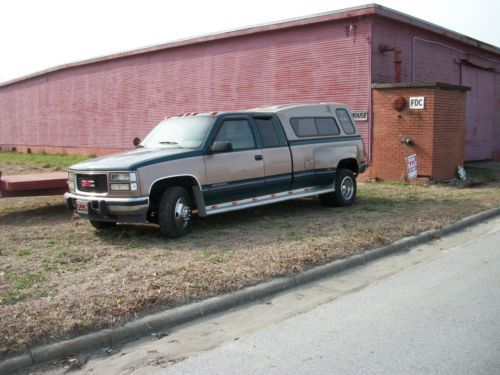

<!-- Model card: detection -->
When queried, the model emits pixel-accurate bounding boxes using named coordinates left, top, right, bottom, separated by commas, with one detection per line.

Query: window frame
left=335, top=109, right=357, bottom=135
left=253, top=115, right=288, bottom=149
left=211, top=116, right=258, bottom=152
left=289, top=116, right=342, bottom=138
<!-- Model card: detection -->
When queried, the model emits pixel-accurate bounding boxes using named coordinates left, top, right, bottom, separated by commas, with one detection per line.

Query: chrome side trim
left=204, top=185, right=334, bottom=216
left=64, top=192, right=149, bottom=204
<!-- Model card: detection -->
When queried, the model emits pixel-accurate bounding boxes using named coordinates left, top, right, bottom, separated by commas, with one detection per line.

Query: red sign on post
left=406, top=154, right=418, bottom=180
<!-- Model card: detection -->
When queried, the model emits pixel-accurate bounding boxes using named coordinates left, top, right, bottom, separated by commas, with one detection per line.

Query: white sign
left=406, top=154, right=418, bottom=179
left=409, top=96, right=425, bottom=109
left=351, top=111, right=368, bottom=121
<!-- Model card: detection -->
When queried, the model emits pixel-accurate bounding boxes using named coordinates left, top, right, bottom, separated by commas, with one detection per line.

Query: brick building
left=1, top=4, right=499, bottom=170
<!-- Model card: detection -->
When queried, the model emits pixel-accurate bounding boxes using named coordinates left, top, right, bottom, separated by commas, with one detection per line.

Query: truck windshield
left=141, top=116, right=214, bottom=149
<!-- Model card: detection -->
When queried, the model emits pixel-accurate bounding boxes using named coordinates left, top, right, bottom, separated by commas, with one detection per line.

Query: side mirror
left=210, top=141, right=233, bottom=153
left=133, top=137, right=141, bottom=147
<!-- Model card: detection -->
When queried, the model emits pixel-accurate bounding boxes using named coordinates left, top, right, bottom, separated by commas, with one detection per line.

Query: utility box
left=369, top=82, right=469, bottom=181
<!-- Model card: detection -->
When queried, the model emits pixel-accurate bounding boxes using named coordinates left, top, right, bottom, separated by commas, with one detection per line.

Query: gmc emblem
left=81, top=179, right=95, bottom=188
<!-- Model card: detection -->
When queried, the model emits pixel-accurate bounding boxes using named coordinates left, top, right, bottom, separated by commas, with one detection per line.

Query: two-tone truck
left=65, top=103, right=367, bottom=238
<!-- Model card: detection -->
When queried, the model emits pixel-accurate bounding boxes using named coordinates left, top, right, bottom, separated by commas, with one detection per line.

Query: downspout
left=379, top=44, right=402, bottom=83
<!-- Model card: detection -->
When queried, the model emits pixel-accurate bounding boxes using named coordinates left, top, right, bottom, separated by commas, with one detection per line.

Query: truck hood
left=70, top=148, right=202, bottom=171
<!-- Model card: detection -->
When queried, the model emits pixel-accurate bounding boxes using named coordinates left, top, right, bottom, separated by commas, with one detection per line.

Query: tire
left=158, top=186, right=192, bottom=238
left=319, top=169, right=357, bottom=207
left=89, top=220, right=116, bottom=229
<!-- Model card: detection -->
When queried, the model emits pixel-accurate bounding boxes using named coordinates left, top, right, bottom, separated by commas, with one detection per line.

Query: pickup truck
left=65, top=103, right=367, bottom=238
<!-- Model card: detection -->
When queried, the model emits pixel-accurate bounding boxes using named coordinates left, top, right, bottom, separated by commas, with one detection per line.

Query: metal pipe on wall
left=379, top=44, right=402, bottom=83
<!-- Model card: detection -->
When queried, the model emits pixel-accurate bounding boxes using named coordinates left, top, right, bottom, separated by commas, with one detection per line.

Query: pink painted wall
left=1, top=13, right=499, bottom=162
left=0, top=18, right=371, bottom=155
left=371, top=16, right=500, bottom=161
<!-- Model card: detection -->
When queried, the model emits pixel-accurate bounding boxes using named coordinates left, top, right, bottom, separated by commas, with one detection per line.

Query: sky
left=0, top=0, right=499, bottom=84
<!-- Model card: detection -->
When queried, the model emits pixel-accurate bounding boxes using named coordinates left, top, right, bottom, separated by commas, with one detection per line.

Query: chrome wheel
left=159, top=186, right=192, bottom=238
left=174, top=197, right=191, bottom=229
left=340, top=176, right=354, bottom=201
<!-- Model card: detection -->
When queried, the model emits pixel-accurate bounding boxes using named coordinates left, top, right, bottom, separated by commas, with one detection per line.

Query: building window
left=290, top=117, right=340, bottom=137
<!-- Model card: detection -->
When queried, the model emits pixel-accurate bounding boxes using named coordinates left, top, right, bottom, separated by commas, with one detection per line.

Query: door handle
left=255, top=154, right=263, bottom=161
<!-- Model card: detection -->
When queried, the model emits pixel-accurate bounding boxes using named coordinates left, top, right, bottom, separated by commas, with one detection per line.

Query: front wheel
left=319, top=169, right=357, bottom=207
left=158, top=186, right=192, bottom=238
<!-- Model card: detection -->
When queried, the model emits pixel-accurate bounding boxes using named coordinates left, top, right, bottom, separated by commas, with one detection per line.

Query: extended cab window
left=335, top=109, right=356, bottom=135
left=215, top=119, right=255, bottom=150
left=290, top=117, right=340, bottom=137
left=254, top=117, right=287, bottom=148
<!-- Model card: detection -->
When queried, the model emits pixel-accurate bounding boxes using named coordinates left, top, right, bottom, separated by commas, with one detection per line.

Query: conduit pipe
left=379, top=44, right=402, bottom=83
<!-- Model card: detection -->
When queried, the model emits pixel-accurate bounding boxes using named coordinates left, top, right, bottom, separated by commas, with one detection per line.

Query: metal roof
left=1, top=3, right=499, bottom=88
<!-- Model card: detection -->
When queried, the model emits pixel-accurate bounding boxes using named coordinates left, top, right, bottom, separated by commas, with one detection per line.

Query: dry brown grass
left=1, top=165, right=500, bottom=356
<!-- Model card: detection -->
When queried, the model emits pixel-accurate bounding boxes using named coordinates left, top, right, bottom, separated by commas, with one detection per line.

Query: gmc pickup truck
left=65, top=103, right=367, bottom=238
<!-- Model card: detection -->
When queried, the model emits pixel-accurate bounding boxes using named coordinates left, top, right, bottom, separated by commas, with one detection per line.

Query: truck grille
left=76, top=174, right=108, bottom=193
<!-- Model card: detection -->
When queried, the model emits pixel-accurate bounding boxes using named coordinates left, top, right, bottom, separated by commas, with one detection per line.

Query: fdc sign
left=409, top=96, right=425, bottom=109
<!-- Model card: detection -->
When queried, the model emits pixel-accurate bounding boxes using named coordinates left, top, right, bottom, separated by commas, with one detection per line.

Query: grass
left=195, top=249, right=234, bottom=264
left=0, top=151, right=91, bottom=174
left=0, top=158, right=499, bottom=357
left=464, top=167, right=500, bottom=185
left=0, top=271, right=48, bottom=306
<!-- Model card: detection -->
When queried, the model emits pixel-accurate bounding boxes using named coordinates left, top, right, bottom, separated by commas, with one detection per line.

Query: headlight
left=110, top=172, right=136, bottom=182
left=110, top=172, right=138, bottom=192
left=111, top=183, right=130, bottom=191
left=68, top=172, right=75, bottom=181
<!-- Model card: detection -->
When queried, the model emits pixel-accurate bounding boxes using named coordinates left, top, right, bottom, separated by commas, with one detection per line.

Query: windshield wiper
left=159, top=141, right=179, bottom=145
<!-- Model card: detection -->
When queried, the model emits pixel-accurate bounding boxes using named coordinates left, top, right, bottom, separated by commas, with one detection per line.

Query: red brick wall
left=369, top=83, right=467, bottom=181
left=432, top=89, right=467, bottom=178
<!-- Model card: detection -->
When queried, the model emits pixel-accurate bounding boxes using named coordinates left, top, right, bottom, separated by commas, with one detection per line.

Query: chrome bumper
left=64, top=192, right=149, bottom=221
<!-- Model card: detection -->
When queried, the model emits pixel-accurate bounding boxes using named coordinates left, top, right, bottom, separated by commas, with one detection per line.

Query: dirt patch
left=1, top=179, right=500, bottom=356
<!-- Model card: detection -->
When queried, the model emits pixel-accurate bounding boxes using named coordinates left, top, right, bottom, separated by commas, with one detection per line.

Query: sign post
left=405, top=154, right=418, bottom=199
left=405, top=154, right=418, bottom=180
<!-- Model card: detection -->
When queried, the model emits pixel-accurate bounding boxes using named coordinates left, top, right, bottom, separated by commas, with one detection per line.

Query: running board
left=204, top=185, right=334, bottom=216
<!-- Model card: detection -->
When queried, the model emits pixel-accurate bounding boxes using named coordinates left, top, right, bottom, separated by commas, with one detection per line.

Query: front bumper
left=64, top=192, right=149, bottom=223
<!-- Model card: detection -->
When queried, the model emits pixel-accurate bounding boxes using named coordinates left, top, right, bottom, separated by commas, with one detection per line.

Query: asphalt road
left=157, top=220, right=500, bottom=375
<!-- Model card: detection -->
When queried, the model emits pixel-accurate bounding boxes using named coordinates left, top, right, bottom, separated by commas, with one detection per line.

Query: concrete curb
left=2, top=206, right=500, bottom=374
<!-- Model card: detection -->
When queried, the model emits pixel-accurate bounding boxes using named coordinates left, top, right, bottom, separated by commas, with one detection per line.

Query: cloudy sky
left=0, top=0, right=498, bottom=84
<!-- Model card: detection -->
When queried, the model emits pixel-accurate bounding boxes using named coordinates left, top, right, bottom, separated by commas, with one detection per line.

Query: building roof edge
left=1, top=3, right=499, bottom=88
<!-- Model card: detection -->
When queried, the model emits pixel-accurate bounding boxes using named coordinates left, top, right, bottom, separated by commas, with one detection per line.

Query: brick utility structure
left=0, top=4, right=499, bottom=171
left=370, top=83, right=468, bottom=181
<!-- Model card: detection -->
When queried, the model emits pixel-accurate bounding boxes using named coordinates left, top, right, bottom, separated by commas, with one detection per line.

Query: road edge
left=2, top=206, right=500, bottom=373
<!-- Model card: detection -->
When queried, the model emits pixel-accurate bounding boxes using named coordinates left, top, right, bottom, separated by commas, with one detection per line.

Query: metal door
left=462, top=66, right=495, bottom=160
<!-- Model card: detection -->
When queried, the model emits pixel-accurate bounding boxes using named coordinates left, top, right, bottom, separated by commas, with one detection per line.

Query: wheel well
left=149, top=176, right=200, bottom=210
left=337, top=158, right=359, bottom=175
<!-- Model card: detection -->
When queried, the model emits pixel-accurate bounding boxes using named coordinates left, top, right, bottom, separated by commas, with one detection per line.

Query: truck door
left=203, top=116, right=264, bottom=205
left=253, top=115, right=292, bottom=194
